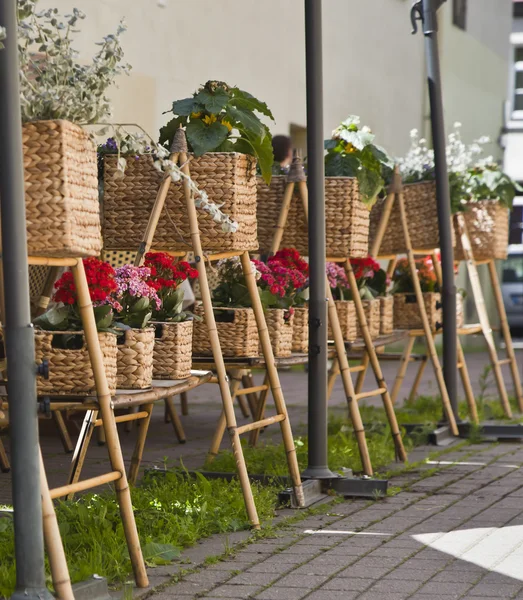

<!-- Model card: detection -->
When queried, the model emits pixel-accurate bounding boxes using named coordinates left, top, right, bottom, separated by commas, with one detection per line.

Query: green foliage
left=323, top=116, right=393, bottom=207
left=160, top=81, right=275, bottom=183
left=0, top=472, right=276, bottom=598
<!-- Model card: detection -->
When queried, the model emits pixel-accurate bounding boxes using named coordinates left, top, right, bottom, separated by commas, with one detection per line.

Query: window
left=509, top=199, right=523, bottom=245
left=515, top=1, right=523, bottom=19
left=512, top=47, right=523, bottom=118
left=453, top=0, right=467, bottom=30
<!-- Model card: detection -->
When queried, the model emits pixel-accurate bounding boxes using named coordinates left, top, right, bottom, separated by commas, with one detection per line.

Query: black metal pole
left=0, top=3, right=53, bottom=599
left=415, top=0, right=458, bottom=418
left=302, top=0, right=333, bottom=479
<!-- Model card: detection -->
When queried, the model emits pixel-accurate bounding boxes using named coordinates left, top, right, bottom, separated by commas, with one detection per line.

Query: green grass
left=0, top=471, right=277, bottom=598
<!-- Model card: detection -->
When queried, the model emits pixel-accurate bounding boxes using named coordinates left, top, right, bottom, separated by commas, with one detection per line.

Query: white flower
left=341, top=115, right=360, bottom=128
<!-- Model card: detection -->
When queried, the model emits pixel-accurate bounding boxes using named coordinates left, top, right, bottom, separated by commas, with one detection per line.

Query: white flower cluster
left=398, top=122, right=493, bottom=180
left=216, top=256, right=260, bottom=278
left=331, top=115, right=375, bottom=151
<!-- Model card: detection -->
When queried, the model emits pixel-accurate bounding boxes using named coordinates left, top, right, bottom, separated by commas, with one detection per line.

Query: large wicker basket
left=152, top=320, right=193, bottom=380
left=379, top=296, right=394, bottom=335
left=192, top=305, right=259, bottom=357
left=257, top=176, right=369, bottom=257
left=393, top=292, right=440, bottom=330
left=292, top=307, right=308, bottom=353
left=263, top=309, right=293, bottom=358
left=116, top=327, right=155, bottom=389
left=103, top=153, right=257, bottom=252
left=34, top=330, right=117, bottom=395
left=22, top=120, right=101, bottom=257
left=369, top=181, right=454, bottom=255
left=328, top=299, right=380, bottom=341
left=454, top=200, right=509, bottom=261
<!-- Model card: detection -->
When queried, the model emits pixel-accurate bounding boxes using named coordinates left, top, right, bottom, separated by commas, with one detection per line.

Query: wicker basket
left=292, top=307, right=309, bottom=353
left=369, top=181, right=454, bottom=255
left=358, top=299, right=380, bottom=339
left=257, top=176, right=369, bottom=257
left=263, top=309, right=293, bottom=358
left=116, top=327, right=155, bottom=389
left=22, top=120, right=101, bottom=257
left=454, top=201, right=509, bottom=261
left=192, top=305, right=259, bottom=357
left=328, top=299, right=379, bottom=341
left=103, top=153, right=257, bottom=252
left=393, top=292, right=441, bottom=330
left=152, top=320, right=193, bottom=380
left=379, top=296, right=394, bottom=335
left=34, top=330, right=117, bottom=395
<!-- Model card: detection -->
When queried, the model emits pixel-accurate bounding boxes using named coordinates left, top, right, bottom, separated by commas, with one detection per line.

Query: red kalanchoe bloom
left=53, top=257, right=117, bottom=307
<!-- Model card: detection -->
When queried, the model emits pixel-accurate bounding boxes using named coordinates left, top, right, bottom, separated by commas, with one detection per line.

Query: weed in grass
left=0, top=472, right=277, bottom=598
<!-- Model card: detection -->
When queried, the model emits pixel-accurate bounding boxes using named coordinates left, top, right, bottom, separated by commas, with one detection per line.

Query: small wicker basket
left=263, top=309, right=293, bottom=358
left=257, top=176, right=369, bottom=257
left=192, top=305, right=259, bottom=357
left=22, top=120, right=101, bottom=257
left=103, top=153, right=257, bottom=252
left=152, top=320, right=193, bottom=380
left=116, top=327, right=155, bottom=389
left=454, top=200, right=509, bottom=261
left=34, top=330, right=117, bottom=395
left=328, top=299, right=380, bottom=341
left=393, top=292, right=441, bottom=330
left=369, top=181, right=455, bottom=255
left=291, top=307, right=309, bottom=353
left=379, top=296, right=394, bottom=335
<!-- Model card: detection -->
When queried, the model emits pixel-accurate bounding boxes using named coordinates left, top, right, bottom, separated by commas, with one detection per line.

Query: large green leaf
left=242, top=129, right=273, bottom=184
left=33, top=306, right=70, bottom=331
left=172, top=97, right=199, bottom=117
left=142, top=542, right=181, bottom=566
left=324, top=139, right=338, bottom=150
left=186, top=119, right=230, bottom=156
left=94, top=305, right=113, bottom=330
left=131, top=297, right=150, bottom=313
left=370, top=143, right=394, bottom=169
left=259, top=289, right=279, bottom=308
left=194, top=88, right=230, bottom=114
left=230, top=88, right=274, bottom=120
left=324, top=152, right=360, bottom=177
left=356, top=168, right=383, bottom=207
left=225, top=105, right=265, bottom=139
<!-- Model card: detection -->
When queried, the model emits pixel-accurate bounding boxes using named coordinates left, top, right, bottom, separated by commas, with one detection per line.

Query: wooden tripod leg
left=398, top=193, right=459, bottom=434
left=180, top=391, right=189, bottom=416
left=488, top=260, right=523, bottom=412
left=391, top=336, right=416, bottom=404
left=344, top=259, right=407, bottom=462
left=0, top=436, right=10, bottom=472
left=53, top=410, right=73, bottom=453
left=457, top=340, right=478, bottom=424
left=327, top=358, right=340, bottom=400
left=249, top=372, right=270, bottom=447
left=270, top=182, right=295, bottom=254
left=72, top=260, right=148, bottom=587
left=165, top=396, right=186, bottom=443
left=34, top=266, right=60, bottom=317
left=180, top=153, right=259, bottom=528
left=327, top=283, right=373, bottom=474
left=40, top=448, right=74, bottom=600
left=241, top=252, right=304, bottom=506
left=370, top=190, right=396, bottom=257
left=230, top=369, right=250, bottom=418
left=408, top=355, right=428, bottom=403
left=355, top=353, right=370, bottom=395
left=128, top=403, right=154, bottom=486
left=208, top=411, right=226, bottom=459
left=242, top=371, right=260, bottom=418
left=67, top=410, right=97, bottom=491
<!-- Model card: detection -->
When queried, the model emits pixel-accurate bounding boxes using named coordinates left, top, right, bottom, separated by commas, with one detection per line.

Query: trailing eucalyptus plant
left=160, top=80, right=275, bottom=183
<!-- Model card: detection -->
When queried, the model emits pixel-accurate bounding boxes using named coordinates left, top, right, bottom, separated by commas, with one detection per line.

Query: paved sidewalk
left=145, top=442, right=523, bottom=600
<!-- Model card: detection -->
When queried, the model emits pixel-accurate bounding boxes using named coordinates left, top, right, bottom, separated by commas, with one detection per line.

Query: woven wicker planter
left=328, top=299, right=379, bottom=341
left=152, top=320, right=193, bottom=380
left=103, top=153, right=257, bottom=252
left=263, top=309, right=293, bottom=358
left=369, top=181, right=455, bottom=255
left=116, top=327, right=155, bottom=389
left=256, top=176, right=369, bottom=257
left=192, top=305, right=259, bottom=357
left=393, top=292, right=441, bottom=330
left=379, top=295, right=394, bottom=335
left=22, top=120, right=101, bottom=258
left=454, top=200, right=509, bottom=261
left=291, top=307, right=309, bottom=353
left=34, top=330, right=117, bottom=395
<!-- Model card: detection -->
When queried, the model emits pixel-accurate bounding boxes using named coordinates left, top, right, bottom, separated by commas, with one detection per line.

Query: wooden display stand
left=122, top=129, right=305, bottom=525
left=255, top=156, right=408, bottom=473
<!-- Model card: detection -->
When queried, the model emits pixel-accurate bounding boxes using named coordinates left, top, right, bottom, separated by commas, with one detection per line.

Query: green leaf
left=186, top=119, right=230, bottom=156
left=94, top=305, right=113, bottom=330
left=230, top=88, right=274, bottom=120
left=159, top=116, right=187, bottom=147
left=324, top=152, right=360, bottom=177
left=131, top=297, right=150, bottom=313
left=194, top=88, right=230, bottom=114
left=370, top=144, right=394, bottom=168
left=225, top=105, right=265, bottom=139
left=142, top=542, right=181, bottom=566
left=242, top=129, right=273, bottom=184
left=259, top=289, right=279, bottom=308
left=172, top=97, right=199, bottom=117
left=324, top=139, right=338, bottom=150
left=33, top=306, right=70, bottom=331
left=356, top=168, right=383, bottom=207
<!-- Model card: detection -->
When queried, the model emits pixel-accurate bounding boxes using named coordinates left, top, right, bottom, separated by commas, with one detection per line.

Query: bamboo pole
left=390, top=336, right=416, bottom=404
left=179, top=150, right=260, bottom=528
left=52, top=411, right=73, bottom=453
left=40, top=449, right=74, bottom=600
left=50, top=470, right=121, bottom=500
left=72, top=260, right=148, bottom=586
left=354, top=353, right=370, bottom=395
left=344, top=259, right=407, bottom=461
left=34, top=266, right=60, bottom=317
left=180, top=391, right=189, bottom=416
left=369, top=190, right=396, bottom=257
left=128, top=403, right=154, bottom=486
left=28, top=257, right=78, bottom=267
left=67, top=410, right=97, bottom=493
left=164, top=396, right=186, bottom=443
left=0, top=436, right=10, bottom=472
left=237, top=414, right=285, bottom=435
left=230, top=369, right=250, bottom=418
left=249, top=372, right=270, bottom=447
left=270, top=182, right=295, bottom=255
left=240, top=251, right=304, bottom=507
left=407, top=356, right=428, bottom=403
left=327, top=358, right=340, bottom=399
left=241, top=371, right=261, bottom=417
left=397, top=192, right=459, bottom=433
left=487, top=259, right=523, bottom=412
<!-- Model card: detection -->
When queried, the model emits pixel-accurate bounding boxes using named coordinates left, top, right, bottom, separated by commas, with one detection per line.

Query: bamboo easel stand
left=371, top=171, right=459, bottom=435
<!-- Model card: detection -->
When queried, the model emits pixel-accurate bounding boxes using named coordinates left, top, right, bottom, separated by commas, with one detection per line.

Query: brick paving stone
left=255, top=587, right=310, bottom=600
left=335, top=564, right=392, bottom=579
left=208, top=561, right=257, bottom=572
left=207, top=584, right=262, bottom=598
left=320, top=577, right=375, bottom=592
left=246, top=562, right=296, bottom=575
left=415, top=581, right=473, bottom=597
left=384, top=568, right=437, bottom=581
left=357, top=593, right=412, bottom=600
left=306, top=592, right=360, bottom=600
left=366, top=578, right=421, bottom=594
left=227, top=573, right=282, bottom=587
left=466, top=582, right=523, bottom=597
left=273, top=574, right=329, bottom=589
left=291, top=562, right=346, bottom=576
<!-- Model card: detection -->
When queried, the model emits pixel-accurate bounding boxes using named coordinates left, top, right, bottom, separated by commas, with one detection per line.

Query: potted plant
left=103, top=80, right=275, bottom=253
left=17, top=2, right=130, bottom=257
left=32, top=258, right=119, bottom=395
left=111, top=265, right=160, bottom=389
left=366, top=263, right=394, bottom=335
left=391, top=256, right=464, bottom=330
left=144, top=252, right=198, bottom=380
left=257, top=116, right=392, bottom=258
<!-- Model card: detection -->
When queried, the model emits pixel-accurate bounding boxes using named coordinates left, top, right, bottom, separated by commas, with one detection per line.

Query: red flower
left=53, top=258, right=117, bottom=307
